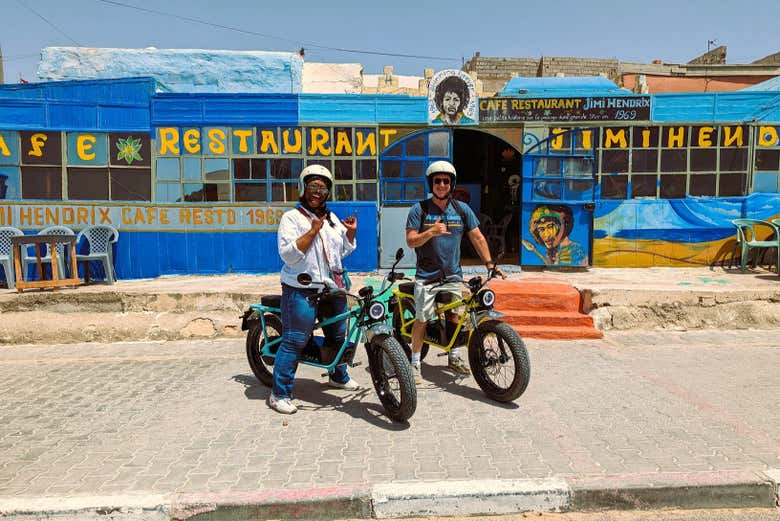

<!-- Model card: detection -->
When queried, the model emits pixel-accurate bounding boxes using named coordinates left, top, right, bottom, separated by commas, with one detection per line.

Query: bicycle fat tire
left=368, top=334, right=417, bottom=422
left=468, top=320, right=530, bottom=402
left=245, top=313, right=281, bottom=387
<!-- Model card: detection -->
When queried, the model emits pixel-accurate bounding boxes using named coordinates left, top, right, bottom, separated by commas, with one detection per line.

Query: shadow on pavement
left=231, top=373, right=411, bottom=431
left=420, top=362, right=521, bottom=410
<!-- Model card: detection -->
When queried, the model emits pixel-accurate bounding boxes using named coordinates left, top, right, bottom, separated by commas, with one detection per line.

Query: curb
left=0, top=471, right=777, bottom=520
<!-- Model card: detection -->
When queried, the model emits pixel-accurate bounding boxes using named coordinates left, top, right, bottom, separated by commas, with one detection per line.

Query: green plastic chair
left=731, top=219, right=780, bottom=275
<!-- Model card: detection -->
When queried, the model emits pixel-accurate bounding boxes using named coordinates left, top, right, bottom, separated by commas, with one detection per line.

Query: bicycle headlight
left=479, top=289, right=496, bottom=308
left=368, top=301, right=385, bottom=320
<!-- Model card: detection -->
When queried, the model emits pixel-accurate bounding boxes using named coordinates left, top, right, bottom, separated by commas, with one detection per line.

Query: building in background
left=1, top=48, right=780, bottom=281
left=463, top=47, right=780, bottom=95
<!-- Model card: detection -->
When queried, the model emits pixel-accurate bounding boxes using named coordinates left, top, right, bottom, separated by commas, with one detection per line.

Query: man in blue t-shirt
left=405, top=160, right=505, bottom=384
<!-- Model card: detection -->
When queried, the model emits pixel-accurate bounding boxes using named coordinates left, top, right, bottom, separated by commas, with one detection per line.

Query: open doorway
left=452, top=129, right=523, bottom=265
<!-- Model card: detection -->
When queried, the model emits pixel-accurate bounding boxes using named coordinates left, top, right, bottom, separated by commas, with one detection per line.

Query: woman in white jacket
left=270, top=165, right=359, bottom=415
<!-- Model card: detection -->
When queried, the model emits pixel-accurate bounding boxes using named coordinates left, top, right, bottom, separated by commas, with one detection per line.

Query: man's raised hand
left=429, top=217, right=451, bottom=237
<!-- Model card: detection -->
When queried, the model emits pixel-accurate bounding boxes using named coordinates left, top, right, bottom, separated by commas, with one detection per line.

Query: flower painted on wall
left=116, top=137, right=143, bottom=164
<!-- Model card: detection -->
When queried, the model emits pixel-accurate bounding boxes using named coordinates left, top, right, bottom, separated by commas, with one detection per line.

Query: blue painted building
left=1, top=74, right=780, bottom=280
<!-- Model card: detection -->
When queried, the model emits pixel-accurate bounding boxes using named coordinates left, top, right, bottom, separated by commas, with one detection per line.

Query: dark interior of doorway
left=452, top=129, right=522, bottom=265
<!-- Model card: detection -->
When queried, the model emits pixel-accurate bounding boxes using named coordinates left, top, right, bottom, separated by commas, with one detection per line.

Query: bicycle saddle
left=260, top=295, right=281, bottom=308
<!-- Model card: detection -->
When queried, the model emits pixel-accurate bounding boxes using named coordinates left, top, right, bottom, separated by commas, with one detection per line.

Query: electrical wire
left=14, top=0, right=82, bottom=47
left=93, top=0, right=459, bottom=62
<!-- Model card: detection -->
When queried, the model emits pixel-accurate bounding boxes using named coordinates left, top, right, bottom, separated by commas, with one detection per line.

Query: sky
left=2, top=0, right=780, bottom=84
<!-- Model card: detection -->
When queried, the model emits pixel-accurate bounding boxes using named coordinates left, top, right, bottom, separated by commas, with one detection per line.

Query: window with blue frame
left=754, top=125, right=780, bottom=193
left=523, top=129, right=596, bottom=203
left=380, top=130, right=450, bottom=203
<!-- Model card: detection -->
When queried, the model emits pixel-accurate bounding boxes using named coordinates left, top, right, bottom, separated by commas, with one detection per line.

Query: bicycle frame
left=392, top=286, right=478, bottom=353
left=248, top=298, right=365, bottom=373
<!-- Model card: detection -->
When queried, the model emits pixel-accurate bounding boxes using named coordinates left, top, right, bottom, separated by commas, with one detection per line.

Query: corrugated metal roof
left=497, top=76, right=631, bottom=97
left=651, top=91, right=780, bottom=122
left=0, top=78, right=156, bottom=131
left=151, top=93, right=298, bottom=126
left=742, top=76, right=780, bottom=91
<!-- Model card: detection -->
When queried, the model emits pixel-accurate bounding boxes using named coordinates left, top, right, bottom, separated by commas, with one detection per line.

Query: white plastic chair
left=0, top=227, right=24, bottom=289
left=22, top=225, right=75, bottom=280
left=75, top=225, right=119, bottom=284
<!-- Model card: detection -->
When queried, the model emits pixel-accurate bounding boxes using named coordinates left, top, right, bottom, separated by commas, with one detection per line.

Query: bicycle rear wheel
left=246, top=314, right=281, bottom=387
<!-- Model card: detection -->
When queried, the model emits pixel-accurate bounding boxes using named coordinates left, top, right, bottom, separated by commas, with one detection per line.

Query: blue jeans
left=272, top=283, right=350, bottom=399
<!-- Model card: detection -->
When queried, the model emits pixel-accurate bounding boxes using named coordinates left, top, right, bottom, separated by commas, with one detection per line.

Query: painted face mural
left=525, top=205, right=587, bottom=266
left=427, top=70, right=477, bottom=126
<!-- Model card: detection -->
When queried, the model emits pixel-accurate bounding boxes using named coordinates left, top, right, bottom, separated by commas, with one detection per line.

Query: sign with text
left=479, top=96, right=652, bottom=122
left=0, top=202, right=289, bottom=232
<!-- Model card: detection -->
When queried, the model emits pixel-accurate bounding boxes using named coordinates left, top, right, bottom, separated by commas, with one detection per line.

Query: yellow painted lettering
left=98, top=207, right=111, bottom=224
left=259, top=130, right=279, bottom=154
left=45, top=207, right=59, bottom=224
left=604, top=128, right=627, bottom=148
left=183, top=129, right=201, bottom=154
left=641, top=129, right=651, bottom=148
left=76, top=207, right=89, bottom=225
left=0, top=134, right=10, bottom=157
left=77, top=134, right=97, bottom=161
left=334, top=130, right=353, bottom=155
left=697, top=126, right=714, bottom=147
left=233, top=129, right=252, bottom=153
left=179, top=208, right=191, bottom=224
left=581, top=129, right=592, bottom=149
left=308, top=128, right=332, bottom=155
left=159, top=209, right=170, bottom=225
left=667, top=126, right=685, bottom=148
left=35, top=207, right=44, bottom=226
left=207, top=128, right=226, bottom=154
left=122, top=208, right=133, bottom=225
left=282, top=129, right=302, bottom=153
left=377, top=129, right=396, bottom=149
left=158, top=128, right=180, bottom=155
left=723, top=126, right=744, bottom=147
left=19, top=207, right=32, bottom=225
left=28, top=133, right=47, bottom=157
left=550, top=128, right=566, bottom=149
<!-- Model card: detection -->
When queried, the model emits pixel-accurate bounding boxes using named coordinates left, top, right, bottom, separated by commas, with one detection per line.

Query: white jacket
left=277, top=206, right=357, bottom=288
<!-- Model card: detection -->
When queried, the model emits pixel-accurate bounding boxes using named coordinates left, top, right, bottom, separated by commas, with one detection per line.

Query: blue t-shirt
left=406, top=198, right=479, bottom=281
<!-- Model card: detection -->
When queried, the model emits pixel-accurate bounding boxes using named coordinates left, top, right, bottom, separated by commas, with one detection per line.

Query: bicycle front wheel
left=368, top=334, right=417, bottom=422
left=468, top=320, right=530, bottom=402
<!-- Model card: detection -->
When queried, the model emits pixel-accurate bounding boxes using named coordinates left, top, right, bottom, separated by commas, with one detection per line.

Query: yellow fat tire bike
left=389, top=271, right=531, bottom=402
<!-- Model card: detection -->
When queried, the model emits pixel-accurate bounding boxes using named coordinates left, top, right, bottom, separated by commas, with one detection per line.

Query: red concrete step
left=486, top=278, right=602, bottom=340
left=499, top=309, right=596, bottom=328
left=510, top=324, right=604, bottom=340
left=490, top=279, right=582, bottom=313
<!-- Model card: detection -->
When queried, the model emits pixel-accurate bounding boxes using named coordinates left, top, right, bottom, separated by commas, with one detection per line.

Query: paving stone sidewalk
left=1, top=329, right=779, bottom=498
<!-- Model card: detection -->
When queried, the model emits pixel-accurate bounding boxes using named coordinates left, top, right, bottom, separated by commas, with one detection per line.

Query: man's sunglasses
left=433, top=177, right=451, bottom=185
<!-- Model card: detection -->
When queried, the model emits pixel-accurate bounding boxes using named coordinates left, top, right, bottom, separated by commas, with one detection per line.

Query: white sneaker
left=327, top=377, right=359, bottom=390
left=411, top=363, right=423, bottom=385
left=268, top=393, right=297, bottom=414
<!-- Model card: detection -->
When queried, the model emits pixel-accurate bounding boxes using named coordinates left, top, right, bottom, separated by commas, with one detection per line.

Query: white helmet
left=425, top=160, right=456, bottom=192
left=299, top=164, right=334, bottom=197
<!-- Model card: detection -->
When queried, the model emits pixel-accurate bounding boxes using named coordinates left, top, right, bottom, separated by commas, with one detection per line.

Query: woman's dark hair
left=434, top=75, right=470, bottom=113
